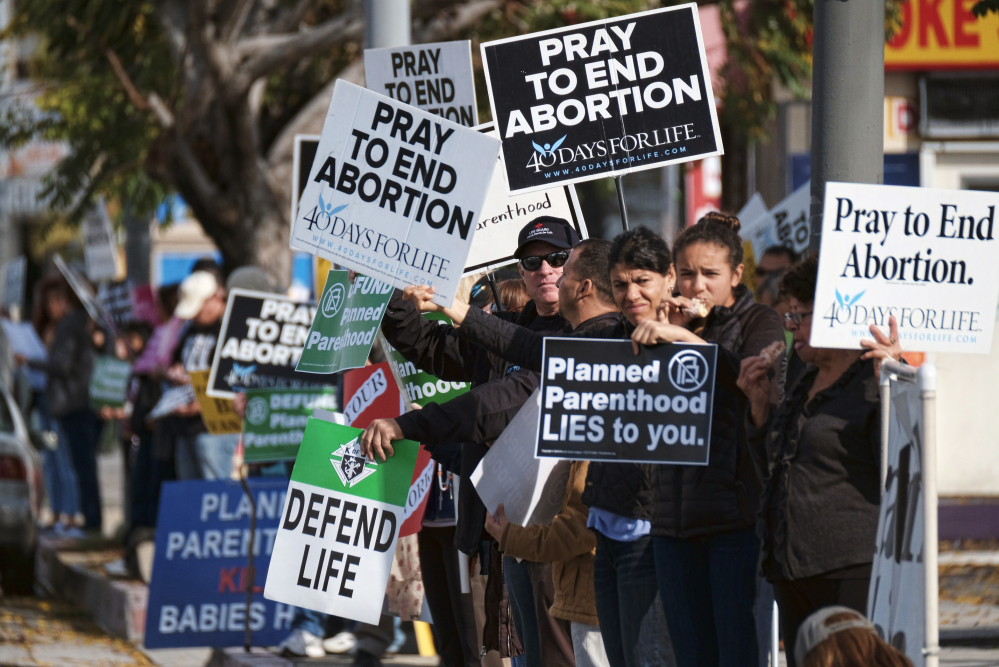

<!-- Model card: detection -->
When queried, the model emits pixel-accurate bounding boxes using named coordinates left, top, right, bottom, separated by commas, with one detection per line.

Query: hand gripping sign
left=289, top=80, right=501, bottom=306
left=812, top=183, right=999, bottom=354
left=263, top=419, right=419, bottom=624
left=537, top=338, right=718, bottom=464
left=480, top=3, right=723, bottom=194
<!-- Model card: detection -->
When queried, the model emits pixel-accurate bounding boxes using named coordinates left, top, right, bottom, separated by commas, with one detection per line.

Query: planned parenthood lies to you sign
left=537, top=338, right=718, bottom=464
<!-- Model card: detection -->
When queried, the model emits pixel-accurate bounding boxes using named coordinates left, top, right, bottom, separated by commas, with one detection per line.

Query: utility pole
left=365, top=0, right=410, bottom=49
left=808, top=0, right=885, bottom=254
left=124, top=206, right=151, bottom=285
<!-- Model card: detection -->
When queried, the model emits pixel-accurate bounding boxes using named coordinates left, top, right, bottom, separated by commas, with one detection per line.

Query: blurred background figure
left=753, top=245, right=798, bottom=310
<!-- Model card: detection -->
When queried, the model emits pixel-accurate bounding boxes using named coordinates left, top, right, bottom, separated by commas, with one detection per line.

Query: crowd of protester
left=2, top=208, right=917, bottom=667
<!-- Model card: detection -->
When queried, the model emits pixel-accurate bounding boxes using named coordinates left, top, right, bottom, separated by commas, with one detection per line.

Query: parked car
left=0, top=381, right=43, bottom=594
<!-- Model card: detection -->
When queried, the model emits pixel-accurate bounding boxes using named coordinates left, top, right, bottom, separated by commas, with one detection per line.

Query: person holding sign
left=372, top=235, right=676, bottom=667
left=622, top=214, right=784, bottom=667
left=737, top=256, right=903, bottom=667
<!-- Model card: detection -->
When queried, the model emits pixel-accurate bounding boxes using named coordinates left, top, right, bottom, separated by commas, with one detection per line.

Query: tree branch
left=414, top=0, right=501, bottom=43
left=234, top=9, right=364, bottom=86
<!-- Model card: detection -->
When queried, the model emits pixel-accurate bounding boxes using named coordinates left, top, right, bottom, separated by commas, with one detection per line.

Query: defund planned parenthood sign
left=480, top=4, right=722, bottom=194
left=537, top=338, right=717, bottom=464
left=289, top=80, right=500, bottom=306
left=812, top=183, right=999, bottom=354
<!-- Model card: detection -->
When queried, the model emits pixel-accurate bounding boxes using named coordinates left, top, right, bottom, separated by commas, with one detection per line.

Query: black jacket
left=753, top=357, right=882, bottom=580
left=28, top=308, right=95, bottom=418
left=451, top=308, right=653, bottom=519
left=380, top=290, right=568, bottom=557
left=646, top=285, right=784, bottom=538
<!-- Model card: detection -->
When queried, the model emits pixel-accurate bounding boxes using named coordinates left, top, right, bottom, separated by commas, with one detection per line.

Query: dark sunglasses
left=519, top=251, right=570, bottom=272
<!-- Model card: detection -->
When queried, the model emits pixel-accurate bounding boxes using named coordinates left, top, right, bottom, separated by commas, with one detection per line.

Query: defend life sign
left=480, top=3, right=722, bottom=194
left=207, top=289, right=333, bottom=399
left=812, top=183, right=999, bottom=354
left=464, top=123, right=588, bottom=275
left=289, top=80, right=501, bottom=306
left=537, top=338, right=717, bottom=464
left=364, top=41, right=478, bottom=127
left=296, top=271, right=392, bottom=374
left=263, top=419, right=419, bottom=624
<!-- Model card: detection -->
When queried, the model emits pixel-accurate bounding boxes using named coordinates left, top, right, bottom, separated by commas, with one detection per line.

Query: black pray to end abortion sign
left=537, top=338, right=717, bottom=465
left=481, top=4, right=722, bottom=194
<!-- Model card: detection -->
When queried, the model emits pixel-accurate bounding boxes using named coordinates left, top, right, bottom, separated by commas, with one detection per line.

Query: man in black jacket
left=378, top=217, right=581, bottom=667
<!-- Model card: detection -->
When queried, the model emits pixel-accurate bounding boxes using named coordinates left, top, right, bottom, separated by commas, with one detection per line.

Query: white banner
left=868, top=378, right=924, bottom=665
left=364, top=41, right=478, bottom=128
left=464, top=123, right=588, bottom=275
left=471, top=390, right=571, bottom=526
left=741, top=182, right=810, bottom=260
left=289, top=80, right=500, bottom=306
left=82, top=200, right=120, bottom=282
left=813, top=183, right=999, bottom=354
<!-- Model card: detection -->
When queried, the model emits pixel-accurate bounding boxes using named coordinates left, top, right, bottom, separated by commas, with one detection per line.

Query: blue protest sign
left=144, top=479, right=294, bottom=649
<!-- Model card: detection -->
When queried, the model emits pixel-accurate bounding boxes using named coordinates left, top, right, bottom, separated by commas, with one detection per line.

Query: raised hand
left=860, top=315, right=903, bottom=379
left=738, top=355, right=773, bottom=428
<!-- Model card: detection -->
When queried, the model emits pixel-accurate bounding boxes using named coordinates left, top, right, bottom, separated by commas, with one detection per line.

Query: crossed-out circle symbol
left=322, top=283, right=345, bottom=318
left=668, top=349, right=708, bottom=392
left=245, top=396, right=268, bottom=425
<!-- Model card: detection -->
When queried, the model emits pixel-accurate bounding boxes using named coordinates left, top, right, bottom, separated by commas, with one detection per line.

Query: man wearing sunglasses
left=377, top=216, right=581, bottom=667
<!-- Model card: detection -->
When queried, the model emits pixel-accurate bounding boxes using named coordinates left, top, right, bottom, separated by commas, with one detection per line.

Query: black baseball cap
left=513, top=216, right=580, bottom=259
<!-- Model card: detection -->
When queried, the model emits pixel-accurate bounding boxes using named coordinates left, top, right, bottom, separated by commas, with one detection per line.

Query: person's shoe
left=322, top=631, right=357, bottom=654
left=278, top=629, right=326, bottom=658
left=352, top=649, right=383, bottom=667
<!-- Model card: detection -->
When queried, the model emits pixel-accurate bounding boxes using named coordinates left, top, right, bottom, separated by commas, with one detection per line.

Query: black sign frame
left=480, top=4, right=723, bottom=194
left=536, top=337, right=717, bottom=464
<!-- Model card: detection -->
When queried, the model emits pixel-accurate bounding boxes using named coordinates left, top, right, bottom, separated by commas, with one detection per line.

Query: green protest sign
left=382, top=313, right=470, bottom=407
left=242, top=387, right=340, bottom=463
left=263, top=418, right=419, bottom=623
left=296, top=270, right=392, bottom=374
left=89, top=355, right=132, bottom=409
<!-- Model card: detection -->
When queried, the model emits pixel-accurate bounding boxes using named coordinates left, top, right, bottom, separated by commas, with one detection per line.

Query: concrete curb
left=206, top=647, right=292, bottom=667
left=34, top=534, right=148, bottom=642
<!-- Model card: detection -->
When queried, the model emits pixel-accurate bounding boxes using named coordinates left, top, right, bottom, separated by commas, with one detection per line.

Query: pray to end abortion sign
left=812, top=182, right=999, bottom=354
left=480, top=4, right=722, bottom=194
left=537, top=338, right=717, bottom=464
left=289, top=80, right=500, bottom=306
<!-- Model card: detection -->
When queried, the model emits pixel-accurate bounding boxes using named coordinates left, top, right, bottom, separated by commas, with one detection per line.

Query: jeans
left=43, top=421, right=80, bottom=518
left=504, top=556, right=540, bottom=667
left=290, top=607, right=327, bottom=638
left=653, top=529, right=760, bottom=667
left=592, top=532, right=674, bottom=667
left=175, top=432, right=239, bottom=480
left=58, top=409, right=104, bottom=530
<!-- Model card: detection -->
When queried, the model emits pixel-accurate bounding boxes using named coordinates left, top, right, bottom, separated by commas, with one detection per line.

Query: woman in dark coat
left=737, top=255, right=902, bottom=667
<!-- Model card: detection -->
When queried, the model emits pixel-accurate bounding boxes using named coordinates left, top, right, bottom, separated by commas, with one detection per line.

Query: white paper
left=289, top=80, right=500, bottom=306
left=737, top=193, right=767, bottom=228
left=1, top=256, right=26, bottom=309
left=364, top=41, right=478, bottom=128
left=471, top=390, right=571, bottom=527
left=148, top=385, right=196, bottom=420
left=812, top=182, right=999, bottom=354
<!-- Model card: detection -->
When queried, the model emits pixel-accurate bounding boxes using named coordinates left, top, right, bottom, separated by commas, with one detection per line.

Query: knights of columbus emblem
left=330, top=437, right=377, bottom=487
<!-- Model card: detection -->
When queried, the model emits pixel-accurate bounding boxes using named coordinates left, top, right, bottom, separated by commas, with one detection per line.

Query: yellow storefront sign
left=886, top=0, right=999, bottom=70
